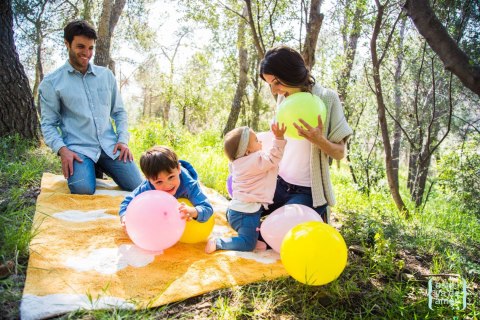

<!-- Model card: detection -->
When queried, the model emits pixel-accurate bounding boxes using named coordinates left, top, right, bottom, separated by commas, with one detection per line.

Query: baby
left=206, top=123, right=286, bottom=253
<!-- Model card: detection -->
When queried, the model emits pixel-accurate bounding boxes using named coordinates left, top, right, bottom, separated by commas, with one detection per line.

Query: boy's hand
left=271, top=122, right=286, bottom=139
left=179, top=202, right=198, bottom=221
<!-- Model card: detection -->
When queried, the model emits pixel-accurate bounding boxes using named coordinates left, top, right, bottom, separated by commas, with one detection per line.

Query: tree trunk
left=403, top=0, right=480, bottom=97
left=371, top=0, right=408, bottom=216
left=336, top=1, right=365, bottom=177
left=337, top=0, right=364, bottom=104
left=250, top=54, right=261, bottom=131
left=142, top=86, right=150, bottom=117
left=32, top=20, right=44, bottom=105
left=82, top=0, right=93, bottom=23
left=251, top=86, right=260, bottom=131
left=94, top=0, right=126, bottom=71
left=222, top=6, right=249, bottom=136
left=407, top=149, right=418, bottom=191
left=391, top=17, right=406, bottom=190
left=244, top=0, right=264, bottom=58
left=0, top=0, right=39, bottom=141
left=410, top=147, right=432, bottom=206
left=302, top=0, right=324, bottom=70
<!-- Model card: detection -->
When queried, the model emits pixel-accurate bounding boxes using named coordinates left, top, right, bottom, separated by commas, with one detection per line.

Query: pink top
left=230, top=138, right=287, bottom=207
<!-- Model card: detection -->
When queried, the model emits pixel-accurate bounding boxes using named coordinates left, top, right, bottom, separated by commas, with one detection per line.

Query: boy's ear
left=177, top=163, right=181, bottom=171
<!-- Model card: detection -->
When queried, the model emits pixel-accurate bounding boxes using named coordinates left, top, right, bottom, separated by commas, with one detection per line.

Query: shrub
left=437, top=140, right=480, bottom=217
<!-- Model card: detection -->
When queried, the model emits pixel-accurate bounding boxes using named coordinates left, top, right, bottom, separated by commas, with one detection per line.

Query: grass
left=0, top=122, right=479, bottom=319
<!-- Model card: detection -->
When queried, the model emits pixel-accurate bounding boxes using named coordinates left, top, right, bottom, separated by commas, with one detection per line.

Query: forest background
left=0, top=0, right=479, bottom=318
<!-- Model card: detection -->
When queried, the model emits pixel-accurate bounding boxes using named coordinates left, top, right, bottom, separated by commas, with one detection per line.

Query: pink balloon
left=260, top=204, right=323, bottom=253
left=125, top=190, right=185, bottom=252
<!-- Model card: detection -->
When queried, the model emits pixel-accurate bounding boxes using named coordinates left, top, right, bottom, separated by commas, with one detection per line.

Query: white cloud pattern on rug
left=53, top=209, right=117, bottom=222
left=65, top=244, right=155, bottom=274
left=20, top=293, right=135, bottom=320
left=94, top=189, right=131, bottom=197
left=222, top=250, right=280, bottom=264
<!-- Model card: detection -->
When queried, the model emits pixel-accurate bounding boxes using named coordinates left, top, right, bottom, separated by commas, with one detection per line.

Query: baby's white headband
left=235, top=127, right=250, bottom=159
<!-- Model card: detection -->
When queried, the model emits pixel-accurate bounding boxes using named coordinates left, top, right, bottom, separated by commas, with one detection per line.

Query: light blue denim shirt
left=39, top=60, right=129, bottom=161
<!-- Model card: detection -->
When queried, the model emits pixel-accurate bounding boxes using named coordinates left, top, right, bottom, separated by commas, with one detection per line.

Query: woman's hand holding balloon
left=293, top=115, right=346, bottom=160
left=293, top=115, right=326, bottom=147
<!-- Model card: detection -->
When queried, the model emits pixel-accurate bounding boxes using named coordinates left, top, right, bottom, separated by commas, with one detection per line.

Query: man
left=39, top=20, right=142, bottom=194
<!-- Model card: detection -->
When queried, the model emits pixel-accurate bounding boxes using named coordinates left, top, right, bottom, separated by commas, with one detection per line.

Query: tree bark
left=337, top=1, right=364, bottom=103
left=391, top=17, right=407, bottom=190
left=32, top=14, right=45, bottom=105
left=223, top=6, right=249, bottom=136
left=371, top=0, right=408, bottom=216
left=0, top=0, right=39, bottom=141
left=250, top=53, right=261, bottom=131
left=94, top=0, right=126, bottom=72
left=82, top=0, right=93, bottom=23
left=244, top=0, right=265, bottom=58
left=403, top=0, right=480, bottom=97
left=302, top=0, right=324, bottom=70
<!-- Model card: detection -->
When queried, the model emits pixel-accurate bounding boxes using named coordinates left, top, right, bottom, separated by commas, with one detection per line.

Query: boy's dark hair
left=224, top=127, right=247, bottom=161
left=64, top=20, right=97, bottom=44
left=260, top=45, right=315, bottom=93
left=140, top=146, right=179, bottom=180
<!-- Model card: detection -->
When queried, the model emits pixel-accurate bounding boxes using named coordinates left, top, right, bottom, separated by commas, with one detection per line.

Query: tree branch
left=403, top=0, right=480, bottom=97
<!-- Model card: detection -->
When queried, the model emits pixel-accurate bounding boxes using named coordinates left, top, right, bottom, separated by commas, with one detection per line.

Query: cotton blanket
left=21, top=173, right=287, bottom=320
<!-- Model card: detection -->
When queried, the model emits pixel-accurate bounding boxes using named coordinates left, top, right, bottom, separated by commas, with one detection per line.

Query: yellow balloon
left=280, top=221, right=347, bottom=286
left=178, top=198, right=215, bottom=243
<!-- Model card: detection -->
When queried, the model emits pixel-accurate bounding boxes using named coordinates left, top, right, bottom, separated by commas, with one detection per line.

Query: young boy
left=119, top=146, right=213, bottom=225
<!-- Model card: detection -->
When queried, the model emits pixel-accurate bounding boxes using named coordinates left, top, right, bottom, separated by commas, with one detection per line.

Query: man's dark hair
left=64, top=20, right=97, bottom=44
left=140, top=146, right=180, bottom=180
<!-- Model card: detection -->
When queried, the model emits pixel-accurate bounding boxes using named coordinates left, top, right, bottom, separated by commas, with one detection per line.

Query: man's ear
left=64, top=39, right=70, bottom=50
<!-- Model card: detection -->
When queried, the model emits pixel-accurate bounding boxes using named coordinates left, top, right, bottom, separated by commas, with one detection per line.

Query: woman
left=259, top=45, right=353, bottom=223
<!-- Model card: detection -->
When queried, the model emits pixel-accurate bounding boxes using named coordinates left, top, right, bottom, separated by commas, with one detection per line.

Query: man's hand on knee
left=113, top=143, right=133, bottom=162
left=59, top=147, right=83, bottom=178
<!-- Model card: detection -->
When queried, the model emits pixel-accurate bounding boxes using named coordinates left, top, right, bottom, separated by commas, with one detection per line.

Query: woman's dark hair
left=140, top=146, right=179, bottom=180
left=64, top=20, right=97, bottom=44
left=260, top=45, right=315, bottom=92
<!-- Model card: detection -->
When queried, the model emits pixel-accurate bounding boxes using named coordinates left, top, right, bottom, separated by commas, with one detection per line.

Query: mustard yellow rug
left=21, top=173, right=287, bottom=320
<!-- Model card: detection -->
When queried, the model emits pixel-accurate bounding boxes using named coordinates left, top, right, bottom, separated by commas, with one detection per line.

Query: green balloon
left=276, top=92, right=327, bottom=139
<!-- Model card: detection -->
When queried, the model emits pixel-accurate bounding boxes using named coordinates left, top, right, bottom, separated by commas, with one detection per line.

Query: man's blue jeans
left=67, top=150, right=143, bottom=195
left=216, top=208, right=262, bottom=252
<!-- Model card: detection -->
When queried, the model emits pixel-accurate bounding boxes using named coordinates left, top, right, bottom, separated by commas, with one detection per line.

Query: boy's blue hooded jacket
left=119, top=160, right=214, bottom=222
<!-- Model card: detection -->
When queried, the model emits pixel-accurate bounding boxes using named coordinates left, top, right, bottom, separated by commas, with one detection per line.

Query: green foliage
left=437, top=139, right=480, bottom=217
left=0, top=135, right=59, bottom=261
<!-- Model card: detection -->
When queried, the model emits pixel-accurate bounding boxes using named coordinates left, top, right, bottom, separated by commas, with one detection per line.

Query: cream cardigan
left=277, top=84, right=353, bottom=216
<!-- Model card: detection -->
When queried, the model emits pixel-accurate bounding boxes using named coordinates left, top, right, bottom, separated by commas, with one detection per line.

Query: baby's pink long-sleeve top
left=230, top=138, right=287, bottom=206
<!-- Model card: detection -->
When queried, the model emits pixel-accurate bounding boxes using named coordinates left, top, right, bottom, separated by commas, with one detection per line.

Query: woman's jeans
left=67, top=151, right=143, bottom=195
left=262, top=176, right=328, bottom=221
left=216, top=208, right=262, bottom=252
